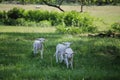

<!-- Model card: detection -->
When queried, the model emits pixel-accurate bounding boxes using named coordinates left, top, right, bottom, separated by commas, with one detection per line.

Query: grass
left=0, top=26, right=120, bottom=80
left=0, top=26, right=56, bottom=33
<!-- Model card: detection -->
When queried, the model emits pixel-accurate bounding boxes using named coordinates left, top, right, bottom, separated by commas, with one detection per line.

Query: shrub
left=0, top=11, right=7, bottom=25
left=56, top=25, right=82, bottom=34
left=0, top=11, right=4, bottom=19
left=111, top=22, right=120, bottom=32
left=1, top=8, right=97, bottom=33
left=4, top=18, right=17, bottom=25
left=49, top=11, right=64, bottom=26
left=37, top=20, right=51, bottom=27
left=0, top=11, right=4, bottom=25
left=7, top=7, right=25, bottom=19
left=25, top=10, right=50, bottom=22
left=63, top=11, right=94, bottom=27
left=24, top=21, right=37, bottom=27
left=16, top=18, right=26, bottom=26
left=56, top=26, right=67, bottom=33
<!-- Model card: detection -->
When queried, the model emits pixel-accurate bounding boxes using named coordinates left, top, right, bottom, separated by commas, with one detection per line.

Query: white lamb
left=33, top=38, right=45, bottom=59
left=64, top=48, right=74, bottom=69
left=55, top=42, right=71, bottom=63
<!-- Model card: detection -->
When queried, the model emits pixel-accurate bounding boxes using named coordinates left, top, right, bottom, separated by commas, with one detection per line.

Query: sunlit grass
left=0, top=26, right=56, bottom=33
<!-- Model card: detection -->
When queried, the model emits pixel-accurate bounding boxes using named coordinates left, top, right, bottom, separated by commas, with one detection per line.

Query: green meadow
left=0, top=26, right=120, bottom=80
left=0, top=4, right=120, bottom=80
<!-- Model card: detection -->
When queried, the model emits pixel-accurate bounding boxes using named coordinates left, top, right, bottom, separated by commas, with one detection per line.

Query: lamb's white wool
left=64, top=48, right=74, bottom=69
left=55, top=42, right=71, bottom=63
left=33, top=38, right=45, bottom=59
left=62, top=42, right=71, bottom=48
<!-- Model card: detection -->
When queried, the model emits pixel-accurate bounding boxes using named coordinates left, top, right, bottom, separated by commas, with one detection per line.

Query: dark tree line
left=0, top=0, right=120, bottom=12
left=1, top=0, right=120, bottom=5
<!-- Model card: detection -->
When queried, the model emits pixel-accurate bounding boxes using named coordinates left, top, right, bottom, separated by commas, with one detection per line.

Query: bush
left=111, top=22, right=120, bottom=32
left=0, top=11, right=7, bottom=25
left=37, top=20, right=51, bottom=27
left=16, top=18, right=26, bottom=26
left=49, top=11, right=64, bottom=26
left=56, top=25, right=82, bottom=34
left=4, top=18, right=26, bottom=26
left=1, top=8, right=97, bottom=33
left=64, top=11, right=80, bottom=26
left=64, top=11, right=94, bottom=27
left=25, top=10, right=50, bottom=22
left=4, top=18, right=17, bottom=25
left=7, top=7, right=25, bottom=19
left=24, top=21, right=37, bottom=27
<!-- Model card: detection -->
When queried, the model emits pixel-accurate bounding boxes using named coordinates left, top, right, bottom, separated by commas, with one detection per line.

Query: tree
left=42, top=0, right=64, bottom=12
left=79, top=0, right=84, bottom=12
left=42, top=0, right=85, bottom=12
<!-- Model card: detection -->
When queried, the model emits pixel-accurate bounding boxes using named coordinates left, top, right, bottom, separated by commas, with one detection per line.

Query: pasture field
left=0, top=4, right=120, bottom=31
left=0, top=26, right=120, bottom=80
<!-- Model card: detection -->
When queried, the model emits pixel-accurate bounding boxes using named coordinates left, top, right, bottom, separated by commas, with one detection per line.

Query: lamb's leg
left=70, top=59, right=73, bottom=70
left=55, top=50, right=59, bottom=63
left=40, top=48, right=43, bottom=59
left=33, top=47, right=37, bottom=56
left=60, top=54, right=63, bottom=63
left=64, top=58, right=69, bottom=68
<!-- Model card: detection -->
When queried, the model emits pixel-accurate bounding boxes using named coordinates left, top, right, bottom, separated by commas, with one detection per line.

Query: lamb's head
left=37, top=38, right=45, bottom=43
left=64, top=48, right=74, bottom=60
left=62, top=42, right=72, bottom=48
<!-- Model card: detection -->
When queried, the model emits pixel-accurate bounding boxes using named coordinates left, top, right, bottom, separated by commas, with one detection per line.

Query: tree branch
left=43, top=0, right=64, bottom=12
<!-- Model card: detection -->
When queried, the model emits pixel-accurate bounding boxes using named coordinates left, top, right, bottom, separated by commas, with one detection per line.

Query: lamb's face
left=64, top=48, right=74, bottom=60
left=65, top=52, right=73, bottom=60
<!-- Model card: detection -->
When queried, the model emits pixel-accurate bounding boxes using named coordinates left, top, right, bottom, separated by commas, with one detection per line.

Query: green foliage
left=56, top=26, right=82, bottom=34
left=15, top=18, right=26, bottom=26
left=25, top=10, right=50, bottom=22
left=7, top=7, right=25, bottom=19
left=63, top=11, right=94, bottom=27
left=49, top=11, right=64, bottom=26
left=4, top=18, right=17, bottom=25
left=38, top=20, right=51, bottom=27
left=56, top=11, right=97, bottom=34
left=111, top=22, right=120, bottom=32
left=0, top=11, right=4, bottom=19
left=0, top=11, right=7, bottom=25
left=0, top=8, right=97, bottom=33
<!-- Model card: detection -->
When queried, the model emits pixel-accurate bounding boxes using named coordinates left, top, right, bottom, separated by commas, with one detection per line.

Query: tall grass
left=0, top=26, right=120, bottom=80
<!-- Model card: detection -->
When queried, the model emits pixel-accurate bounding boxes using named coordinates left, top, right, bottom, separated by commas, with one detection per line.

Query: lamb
left=55, top=42, right=71, bottom=63
left=64, top=48, right=74, bottom=69
left=33, top=38, right=45, bottom=59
